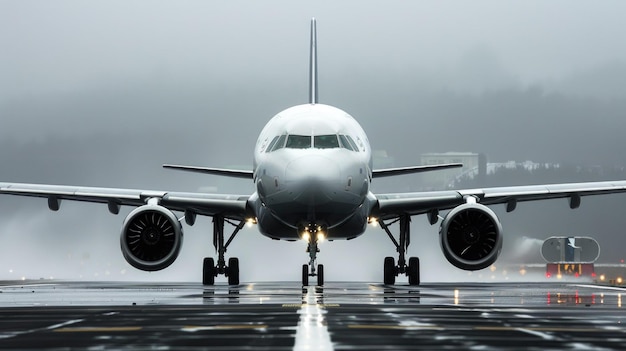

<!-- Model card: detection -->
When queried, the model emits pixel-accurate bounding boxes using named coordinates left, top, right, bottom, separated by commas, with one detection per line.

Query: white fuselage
left=251, top=103, right=374, bottom=241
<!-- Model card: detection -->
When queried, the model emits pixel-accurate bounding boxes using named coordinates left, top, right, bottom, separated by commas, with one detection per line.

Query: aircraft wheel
left=384, top=256, right=396, bottom=285
left=317, top=264, right=324, bottom=286
left=302, top=264, right=309, bottom=286
left=203, top=257, right=216, bottom=285
left=408, top=257, right=420, bottom=286
left=228, top=257, right=240, bottom=285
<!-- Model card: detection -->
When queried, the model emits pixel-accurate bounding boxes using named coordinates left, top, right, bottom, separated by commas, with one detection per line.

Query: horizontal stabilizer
left=163, top=164, right=253, bottom=179
left=372, top=163, right=463, bottom=178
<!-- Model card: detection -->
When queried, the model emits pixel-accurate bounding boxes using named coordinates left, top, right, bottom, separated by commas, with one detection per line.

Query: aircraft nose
left=285, top=155, right=341, bottom=183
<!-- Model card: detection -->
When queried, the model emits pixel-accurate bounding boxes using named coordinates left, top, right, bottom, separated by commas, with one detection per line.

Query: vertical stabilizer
left=309, top=18, right=318, bottom=104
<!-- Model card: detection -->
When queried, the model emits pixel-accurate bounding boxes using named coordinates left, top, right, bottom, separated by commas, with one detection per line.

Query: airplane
left=2, top=18, right=626, bottom=286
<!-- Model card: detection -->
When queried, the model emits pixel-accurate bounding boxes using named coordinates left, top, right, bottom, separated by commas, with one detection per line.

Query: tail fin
left=309, top=18, right=318, bottom=104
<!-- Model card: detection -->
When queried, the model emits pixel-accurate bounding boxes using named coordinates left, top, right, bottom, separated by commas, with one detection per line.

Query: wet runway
left=0, top=280, right=625, bottom=350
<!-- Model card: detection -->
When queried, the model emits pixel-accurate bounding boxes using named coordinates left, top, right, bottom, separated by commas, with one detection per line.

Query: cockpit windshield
left=314, top=135, right=339, bottom=149
left=286, top=135, right=311, bottom=149
left=339, top=135, right=358, bottom=151
left=267, top=133, right=359, bottom=152
left=267, top=134, right=287, bottom=152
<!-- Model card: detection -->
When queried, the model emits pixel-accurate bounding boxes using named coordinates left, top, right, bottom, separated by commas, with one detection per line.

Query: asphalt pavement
left=0, top=280, right=624, bottom=350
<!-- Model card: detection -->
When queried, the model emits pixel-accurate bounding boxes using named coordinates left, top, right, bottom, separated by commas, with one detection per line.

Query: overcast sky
left=1, top=1, right=625, bottom=282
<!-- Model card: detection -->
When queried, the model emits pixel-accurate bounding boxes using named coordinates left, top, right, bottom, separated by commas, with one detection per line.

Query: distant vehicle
left=545, top=263, right=595, bottom=279
left=2, top=20, right=626, bottom=286
left=542, top=237, right=599, bottom=279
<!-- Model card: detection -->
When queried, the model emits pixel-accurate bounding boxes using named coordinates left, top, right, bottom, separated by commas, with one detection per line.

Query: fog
left=1, top=1, right=626, bottom=282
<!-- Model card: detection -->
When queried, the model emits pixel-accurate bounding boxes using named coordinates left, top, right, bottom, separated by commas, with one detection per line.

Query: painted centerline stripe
left=283, top=304, right=340, bottom=308
left=293, top=286, right=334, bottom=351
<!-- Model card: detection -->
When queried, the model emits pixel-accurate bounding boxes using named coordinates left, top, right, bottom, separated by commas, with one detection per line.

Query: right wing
left=0, top=182, right=251, bottom=219
left=372, top=163, right=462, bottom=178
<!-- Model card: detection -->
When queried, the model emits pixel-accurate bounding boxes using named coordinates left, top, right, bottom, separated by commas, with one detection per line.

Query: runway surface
left=0, top=280, right=625, bottom=350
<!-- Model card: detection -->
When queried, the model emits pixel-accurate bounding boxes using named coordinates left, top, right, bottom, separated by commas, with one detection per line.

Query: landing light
left=302, top=232, right=311, bottom=243
left=246, top=218, right=257, bottom=227
left=368, top=217, right=379, bottom=226
left=317, top=232, right=325, bottom=243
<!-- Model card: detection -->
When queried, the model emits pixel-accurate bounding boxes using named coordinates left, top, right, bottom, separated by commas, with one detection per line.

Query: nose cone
left=285, top=155, right=342, bottom=205
left=285, top=155, right=341, bottom=183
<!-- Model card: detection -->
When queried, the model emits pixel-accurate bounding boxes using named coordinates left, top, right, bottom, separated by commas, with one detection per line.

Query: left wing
left=373, top=180, right=626, bottom=218
left=0, top=182, right=250, bottom=219
left=163, top=164, right=254, bottom=179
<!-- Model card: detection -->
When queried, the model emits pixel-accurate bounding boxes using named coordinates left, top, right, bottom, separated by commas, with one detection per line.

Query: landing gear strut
left=379, top=214, right=420, bottom=285
left=202, top=215, right=244, bottom=286
left=301, top=225, right=324, bottom=286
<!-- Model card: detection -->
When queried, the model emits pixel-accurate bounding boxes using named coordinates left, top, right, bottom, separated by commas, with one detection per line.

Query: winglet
left=309, top=18, right=318, bottom=104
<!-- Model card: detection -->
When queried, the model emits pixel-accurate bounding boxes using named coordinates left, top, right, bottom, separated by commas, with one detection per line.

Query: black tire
left=302, top=264, right=309, bottom=286
left=384, top=256, right=396, bottom=285
left=203, top=257, right=216, bottom=285
left=228, top=257, right=240, bottom=285
left=317, top=264, right=324, bottom=286
left=408, top=257, right=420, bottom=286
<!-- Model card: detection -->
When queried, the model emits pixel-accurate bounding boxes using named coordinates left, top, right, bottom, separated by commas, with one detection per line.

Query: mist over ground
left=1, top=1, right=625, bottom=282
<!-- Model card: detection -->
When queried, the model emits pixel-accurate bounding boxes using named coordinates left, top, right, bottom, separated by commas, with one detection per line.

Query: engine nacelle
left=120, top=205, right=183, bottom=271
left=439, top=203, right=503, bottom=271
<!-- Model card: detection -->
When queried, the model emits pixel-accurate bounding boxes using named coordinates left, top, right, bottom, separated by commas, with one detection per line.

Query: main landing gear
left=379, top=214, right=420, bottom=285
left=202, top=215, right=244, bottom=286
left=301, top=225, right=324, bottom=286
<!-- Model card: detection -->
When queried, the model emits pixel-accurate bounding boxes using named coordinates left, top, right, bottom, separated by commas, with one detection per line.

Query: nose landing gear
left=301, top=224, right=325, bottom=286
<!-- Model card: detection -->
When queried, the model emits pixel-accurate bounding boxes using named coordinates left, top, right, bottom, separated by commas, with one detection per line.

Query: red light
left=591, top=272, right=597, bottom=278
left=546, top=272, right=551, bottom=278
left=575, top=272, right=580, bottom=278
left=621, top=259, right=624, bottom=264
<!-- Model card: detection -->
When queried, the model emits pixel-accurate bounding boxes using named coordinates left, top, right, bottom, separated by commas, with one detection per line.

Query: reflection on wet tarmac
left=0, top=281, right=625, bottom=350
left=202, top=286, right=240, bottom=304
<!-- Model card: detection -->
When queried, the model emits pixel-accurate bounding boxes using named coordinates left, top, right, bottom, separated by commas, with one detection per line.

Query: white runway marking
left=293, top=287, right=334, bottom=351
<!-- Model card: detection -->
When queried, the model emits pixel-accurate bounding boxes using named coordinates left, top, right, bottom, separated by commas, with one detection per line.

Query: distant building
left=420, top=152, right=483, bottom=189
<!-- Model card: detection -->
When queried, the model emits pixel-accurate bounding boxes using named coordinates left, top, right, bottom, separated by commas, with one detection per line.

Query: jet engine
left=120, top=205, right=183, bottom=271
left=439, top=203, right=502, bottom=271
